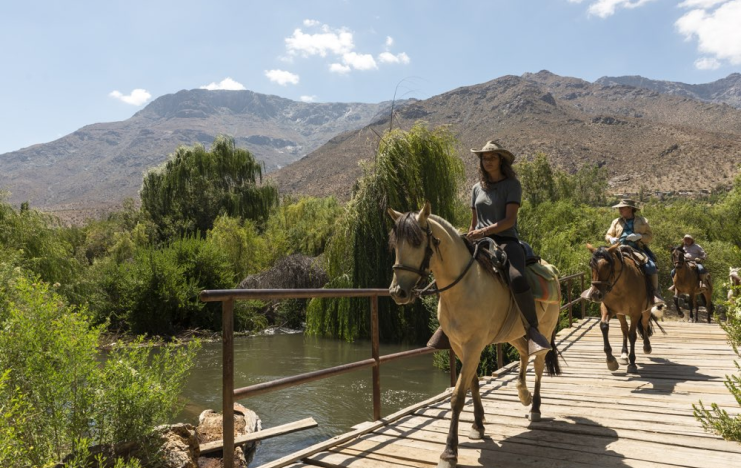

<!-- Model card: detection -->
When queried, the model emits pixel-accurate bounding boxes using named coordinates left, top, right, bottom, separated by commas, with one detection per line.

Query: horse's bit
left=392, top=223, right=479, bottom=297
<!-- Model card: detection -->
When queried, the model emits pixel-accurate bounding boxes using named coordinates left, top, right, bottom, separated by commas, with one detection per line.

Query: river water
left=176, top=331, right=451, bottom=466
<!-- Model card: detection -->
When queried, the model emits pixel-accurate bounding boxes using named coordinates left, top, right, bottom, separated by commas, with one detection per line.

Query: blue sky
left=1, top=0, right=740, bottom=155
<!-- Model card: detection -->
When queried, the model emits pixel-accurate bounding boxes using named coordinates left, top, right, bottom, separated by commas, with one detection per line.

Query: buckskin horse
left=671, top=245, right=714, bottom=323
left=387, top=202, right=561, bottom=468
left=582, top=244, right=664, bottom=374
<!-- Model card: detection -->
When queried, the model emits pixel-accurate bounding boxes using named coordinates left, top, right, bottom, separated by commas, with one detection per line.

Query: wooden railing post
left=222, top=298, right=235, bottom=468
left=581, top=274, right=586, bottom=319
left=370, top=295, right=381, bottom=420
left=568, top=278, right=573, bottom=327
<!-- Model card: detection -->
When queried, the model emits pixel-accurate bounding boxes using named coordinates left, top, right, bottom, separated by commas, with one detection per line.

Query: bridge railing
left=199, top=272, right=586, bottom=467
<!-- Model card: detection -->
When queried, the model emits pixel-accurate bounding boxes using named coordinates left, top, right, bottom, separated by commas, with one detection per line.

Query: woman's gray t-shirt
left=471, top=179, right=522, bottom=239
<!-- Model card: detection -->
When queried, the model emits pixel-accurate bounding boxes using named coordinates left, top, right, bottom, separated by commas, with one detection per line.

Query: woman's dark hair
left=478, top=153, right=518, bottom=190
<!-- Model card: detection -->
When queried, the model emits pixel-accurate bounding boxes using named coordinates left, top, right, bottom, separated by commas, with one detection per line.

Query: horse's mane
left=389, top=212, right=495, bottom=275
left=590, top=246, right=616, bottom=271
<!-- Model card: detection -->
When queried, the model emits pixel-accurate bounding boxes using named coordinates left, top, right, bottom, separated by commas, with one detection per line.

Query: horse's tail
left=545, top=329, right=561, bottom=377
left=637, top=313, right=667, bottom=340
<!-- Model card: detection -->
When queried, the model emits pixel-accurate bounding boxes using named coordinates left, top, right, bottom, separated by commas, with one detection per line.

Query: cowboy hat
left=470, top=140, right=515, bottom=164
left=683, top=234, right=694, bottom=240
left=612, top=199, right=640, bottom=210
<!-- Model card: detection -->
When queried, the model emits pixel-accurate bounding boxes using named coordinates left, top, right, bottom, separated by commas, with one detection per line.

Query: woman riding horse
left=426, top=140, right=551, bottom=356
left=388, top=202, right=561, bottom=468
left=605, top=199, right=665, bottom=309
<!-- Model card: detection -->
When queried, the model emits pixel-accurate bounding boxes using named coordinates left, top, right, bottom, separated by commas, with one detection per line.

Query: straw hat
left=612, top=199, right=640, bottom=211
left=470, top=140, right=515, bottom=164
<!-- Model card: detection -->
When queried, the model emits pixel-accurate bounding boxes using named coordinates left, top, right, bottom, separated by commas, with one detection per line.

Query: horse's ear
left=417, top=201, right=431, bottom=224
left=387, top=208, right=402, bottom=221
left=587, top=243, right=596, bottom=253
left=607, top=243, right=620, bottom=252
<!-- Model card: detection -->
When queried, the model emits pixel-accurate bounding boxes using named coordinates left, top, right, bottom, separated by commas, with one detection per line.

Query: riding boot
left=426, top=327, right=450, bottom=350
left=513, top=290, right=551, bottom=357
left=649, top=274, right=665, bottom=305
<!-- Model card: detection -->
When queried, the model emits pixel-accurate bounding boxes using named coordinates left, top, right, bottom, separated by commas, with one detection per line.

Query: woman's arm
left=468, top=208, right=477, bottom=233
left=467, top=203, right=519, bottom=240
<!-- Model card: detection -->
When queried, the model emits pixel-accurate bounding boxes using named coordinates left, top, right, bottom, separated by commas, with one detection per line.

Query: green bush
left=0, top=266, right=199, bottom=467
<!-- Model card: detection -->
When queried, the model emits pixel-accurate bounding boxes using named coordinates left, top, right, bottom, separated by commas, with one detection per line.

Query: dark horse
left=671, top=246, right=714, bottom=323
left=582, top=244, right=664, bottom=373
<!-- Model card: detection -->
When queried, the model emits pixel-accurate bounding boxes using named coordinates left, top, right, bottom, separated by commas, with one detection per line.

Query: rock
left=155, top=423, right=200, bottom=468
left=197, top=403, right=262, bottom=468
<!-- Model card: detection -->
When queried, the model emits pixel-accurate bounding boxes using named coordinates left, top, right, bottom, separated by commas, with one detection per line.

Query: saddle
left=617, top=245, right=648, bottom=267
left=475, top=239, right=561, bottom=304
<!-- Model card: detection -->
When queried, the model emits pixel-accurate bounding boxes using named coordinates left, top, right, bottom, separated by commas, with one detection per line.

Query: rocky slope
left=271, top=71, right=741, bottom=201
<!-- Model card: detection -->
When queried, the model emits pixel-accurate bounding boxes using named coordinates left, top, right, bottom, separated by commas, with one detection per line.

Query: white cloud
left=303, top=19, right=320, bottom=27
left=385, top=36, right=394, bottom=47
left=676, top=0, right=741, bottom=66
left=342, top=52, right=378, bottom=70
left=329, top=63, right=351, bottom=74
left=199, top=77, right=246, bottom=90
left=299, top=95, right=317, bottom=102
left=378, top=51, right=410, bottom=64
left=573, top=0, right=657, bottom=18
left=264, top=69, right=300, bottom=86
left=678, top=0, right=727, bottom=7
left=694, top=57, right=722, bottom=69
left=109, top=89, right=151, bottom=106
left=285, top=26, right=354, bottom=57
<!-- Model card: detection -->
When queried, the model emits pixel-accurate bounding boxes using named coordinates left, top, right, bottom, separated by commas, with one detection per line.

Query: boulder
left=197, top=403, right=262, bottom=468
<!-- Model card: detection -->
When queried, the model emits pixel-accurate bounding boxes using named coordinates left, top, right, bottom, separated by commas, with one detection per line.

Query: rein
left=392, top=223, right=479, bottom=298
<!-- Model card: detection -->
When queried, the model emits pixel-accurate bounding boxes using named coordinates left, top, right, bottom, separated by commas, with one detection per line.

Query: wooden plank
left=200, top=417, right=318, bottom=454
left=253, top=388, right=454, bottom=468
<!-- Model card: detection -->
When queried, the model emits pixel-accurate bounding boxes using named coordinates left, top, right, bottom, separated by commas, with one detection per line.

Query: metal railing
left=199, top=272, right=586, bottom=467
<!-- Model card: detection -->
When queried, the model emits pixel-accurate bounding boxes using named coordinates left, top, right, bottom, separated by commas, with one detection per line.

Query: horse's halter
left=590, top=248, right=625, bottom=296
left=672, top=247, right=686, bottom=268
left=392, top=222, right=478, bottom=297
left=392, top=223, right=439, bottom=282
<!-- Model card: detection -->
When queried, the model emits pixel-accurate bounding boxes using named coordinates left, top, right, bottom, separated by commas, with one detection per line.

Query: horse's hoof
left=627, top=364, right=638, bottom=374
left=620, top=355, right=629, bottom=365
left=643, top=346, right=652, bottom=355
left=528, top=412, right=542, bottom=422
left=468, top=428, right=485, bottom=440
left=607, top=359, right=620, bottom=371
left=437, top=458, right=457, bottom=468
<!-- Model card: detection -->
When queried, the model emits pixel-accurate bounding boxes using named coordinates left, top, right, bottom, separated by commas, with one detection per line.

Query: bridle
left=590, top=248, right=625, bottom=296
left=672, top=247, right=686, bottom=269
left=392, top=222, right=479, bottom=297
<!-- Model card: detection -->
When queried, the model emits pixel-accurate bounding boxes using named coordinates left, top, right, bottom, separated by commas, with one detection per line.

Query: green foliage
left=207, top=215, right=268, bottom=279
left=307, top=123, right=465, bottom=342
left=262, top=196, right=343, bottom=261
left=693, top=298, right=741, bottom=441
left=0, top=266, right=199, bottom=467
left=140, top=135, right=279, bottom=240
left=518, top=153, right=608, bottom=207
left=91, top=235, right=233, bottom=334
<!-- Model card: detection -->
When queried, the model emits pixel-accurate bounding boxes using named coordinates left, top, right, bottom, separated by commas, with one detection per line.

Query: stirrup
left=527, top=328, right=551, bottom=357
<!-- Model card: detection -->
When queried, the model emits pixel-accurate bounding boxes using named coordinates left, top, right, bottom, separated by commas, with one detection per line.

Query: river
left=176, top=331, right=451, bottom=466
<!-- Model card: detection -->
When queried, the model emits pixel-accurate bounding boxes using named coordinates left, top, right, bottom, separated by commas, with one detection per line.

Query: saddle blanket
left=526, top=261, right=561, bottom=304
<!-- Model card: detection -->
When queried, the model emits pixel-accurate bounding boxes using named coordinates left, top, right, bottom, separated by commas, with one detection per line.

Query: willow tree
left=140, top=135, right=278, bottom=240
left=306, top=123, right=465, bottom=342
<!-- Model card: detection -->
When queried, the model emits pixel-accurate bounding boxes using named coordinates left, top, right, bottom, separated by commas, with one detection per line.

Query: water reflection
left=176, top=332, right=450, bottom=466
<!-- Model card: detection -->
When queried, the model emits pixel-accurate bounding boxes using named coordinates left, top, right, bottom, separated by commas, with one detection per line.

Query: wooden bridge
left=257, top=317, right=741, bottom=468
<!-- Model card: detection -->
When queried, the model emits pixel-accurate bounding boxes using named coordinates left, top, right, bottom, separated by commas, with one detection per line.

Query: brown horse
left=729, top=267, right=740, bottom=302
left=671, top=246, right=714, bottom=323
left=582, top=244, right=664, bottom=374
left=388, top=203, right=561, bottom=468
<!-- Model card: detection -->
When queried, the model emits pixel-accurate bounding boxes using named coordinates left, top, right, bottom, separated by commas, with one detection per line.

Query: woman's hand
left=466, top=228, right=488, bottom=240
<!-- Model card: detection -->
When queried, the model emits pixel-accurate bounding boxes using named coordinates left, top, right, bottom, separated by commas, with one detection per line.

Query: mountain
left=271, top=70, right=741, bottom=201
left=0, top=89, right=406, bottom=220
left=595, top=73, right=741, bottom=109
